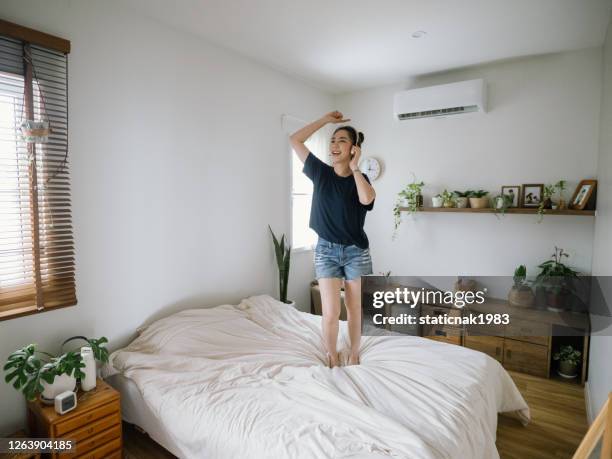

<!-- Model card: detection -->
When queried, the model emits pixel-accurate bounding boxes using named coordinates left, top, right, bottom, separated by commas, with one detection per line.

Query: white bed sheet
left=104, top=294, right=530, bottom=459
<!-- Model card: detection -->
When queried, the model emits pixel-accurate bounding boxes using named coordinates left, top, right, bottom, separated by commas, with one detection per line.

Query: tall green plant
left=268, top=225, right=291, bottom=303
left=393, top=180, right=424, bottom=239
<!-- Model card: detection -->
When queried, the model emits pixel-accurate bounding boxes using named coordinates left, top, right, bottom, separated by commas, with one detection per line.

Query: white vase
left=80, top=346, right=97, bottom=392
left=431, top=196, right=443, bottom=208
left=41, top=373, right=76, bottom=404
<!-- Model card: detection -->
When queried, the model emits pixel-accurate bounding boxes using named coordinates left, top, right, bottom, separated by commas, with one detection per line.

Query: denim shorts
left=314, top=237, right=373, bottom=281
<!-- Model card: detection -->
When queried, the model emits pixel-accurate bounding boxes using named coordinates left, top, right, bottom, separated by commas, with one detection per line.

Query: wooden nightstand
left=26, top=379, right=122, bottom=458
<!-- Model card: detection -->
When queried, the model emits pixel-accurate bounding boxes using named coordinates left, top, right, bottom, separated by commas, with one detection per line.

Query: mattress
left=104, top=294, right=530, bottom=459
left=106, top=373, right=181, bottom=457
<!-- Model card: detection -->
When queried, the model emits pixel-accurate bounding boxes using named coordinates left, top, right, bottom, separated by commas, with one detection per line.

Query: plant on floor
left=393, top=180, right=424, bottom=239
left=3, top=337, right=109, bottom=401
left=440, top=189, right=455, bottom=208
left=553, top=345, right=581, bottom=377
left=268, top=225, right=292, bottom=304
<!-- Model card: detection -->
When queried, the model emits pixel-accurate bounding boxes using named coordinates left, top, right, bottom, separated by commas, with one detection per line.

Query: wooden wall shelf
left=399, top=207, right=596, bottom=216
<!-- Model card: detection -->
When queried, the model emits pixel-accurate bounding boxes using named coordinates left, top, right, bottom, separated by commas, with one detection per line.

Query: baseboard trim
left=584, top=380, right=594, bottom=424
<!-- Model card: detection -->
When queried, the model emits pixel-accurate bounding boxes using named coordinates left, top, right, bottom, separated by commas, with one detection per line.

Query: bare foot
left=327, top=352, right=340, bottom=368
left=348, top=352, right=360, bottom=366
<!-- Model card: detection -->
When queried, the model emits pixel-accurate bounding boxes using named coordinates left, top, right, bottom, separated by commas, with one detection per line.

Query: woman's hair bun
left=356, top=131, right=364, bottom=147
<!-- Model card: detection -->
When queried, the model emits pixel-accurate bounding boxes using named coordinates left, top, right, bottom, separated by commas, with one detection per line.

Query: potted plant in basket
left=453, top=191, right=470, bottom=208
left=393, top=180, right=424, bottom=239
left=553, top=345, right=581, bottom=378
left=4, top=336, right=109, bottom=402
left=468, top=190, right=489, bottom=209
left=268, top=225, right=294, bottom=307
left=508, top=265, right=535, bottom=308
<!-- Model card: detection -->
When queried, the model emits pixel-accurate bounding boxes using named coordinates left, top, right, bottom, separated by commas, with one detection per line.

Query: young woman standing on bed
left=290, top=111, right=376, bottom=368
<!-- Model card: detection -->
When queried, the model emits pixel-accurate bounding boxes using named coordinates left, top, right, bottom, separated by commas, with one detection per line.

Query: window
left=0, top=22, right=74, bottom=320
left=285, top=115, right=329, bottom=250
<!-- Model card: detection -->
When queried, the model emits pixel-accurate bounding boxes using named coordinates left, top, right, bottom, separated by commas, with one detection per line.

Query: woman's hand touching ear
left=349, top=145, right=361, bottom=172
left=322, top=111, right=350, bottom=124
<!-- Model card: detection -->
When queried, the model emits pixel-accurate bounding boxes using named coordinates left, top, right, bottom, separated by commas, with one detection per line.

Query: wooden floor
left=123, top=371, right=588, bottom=459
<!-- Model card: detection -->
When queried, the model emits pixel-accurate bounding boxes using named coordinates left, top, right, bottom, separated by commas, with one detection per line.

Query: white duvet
left=109, top=294, right=530, bottom=459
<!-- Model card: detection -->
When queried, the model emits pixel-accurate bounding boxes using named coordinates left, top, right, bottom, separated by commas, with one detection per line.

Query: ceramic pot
left=469, top=197, right=489, bottom=209
left=558, top=361, right=578, bottom=378
left=432, top=196, right=443, bottom=208
left=41, top=373, right=76, bottom=404
left=455, top=197, right=468, bottom=208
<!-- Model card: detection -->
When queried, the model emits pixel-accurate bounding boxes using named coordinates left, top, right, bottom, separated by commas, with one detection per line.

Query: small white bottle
left=80, top=346, right=97, bottom=391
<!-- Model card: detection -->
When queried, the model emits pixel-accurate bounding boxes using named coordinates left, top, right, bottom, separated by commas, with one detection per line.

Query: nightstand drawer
left=464, top=335, right=504, bottom=362
left=58, top=423, right=120, bottom=458
left=502, top=339, right=548, bottom=377
left=55, top=401, right=119, bottom=436
left=505, top=318, right=550, bottom=345
left=61, top=412, right=121, bottom=445
left=74, top=437, right=121, bottom=459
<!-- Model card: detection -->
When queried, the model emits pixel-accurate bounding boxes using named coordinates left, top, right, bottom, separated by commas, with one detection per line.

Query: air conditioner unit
left=394, top=79, right=486, bottom=120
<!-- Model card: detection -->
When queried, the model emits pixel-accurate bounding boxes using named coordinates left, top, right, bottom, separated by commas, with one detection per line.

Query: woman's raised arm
left=289, top=111, right=350, bottom=163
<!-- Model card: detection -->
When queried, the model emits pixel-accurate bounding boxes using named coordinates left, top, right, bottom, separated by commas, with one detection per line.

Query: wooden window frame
left=0, top=19, right=72, bottom=321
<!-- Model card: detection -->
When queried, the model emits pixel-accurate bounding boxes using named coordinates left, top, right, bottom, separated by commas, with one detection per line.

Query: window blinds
left=0, top=31, right=74, bottom=320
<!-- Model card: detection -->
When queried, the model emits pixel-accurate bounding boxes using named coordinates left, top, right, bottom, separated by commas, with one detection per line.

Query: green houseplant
left=440, top=189, right=455, bottom=208
left=393, top=180, right=424, bottom=239
left=508, top=265, right=535, bottom=308
left=467, top=190, right=489, bottom=209
left=268, top=225, right=292, bottom=305
left=453, top=191, right=470, bottom=208
left=4, top=336, right=109, bottom=401
left=492, top=193, right=513, bottom=216
left=535, top=247, right=579, bottom=312
left=553, top=345, right=581, bottom=378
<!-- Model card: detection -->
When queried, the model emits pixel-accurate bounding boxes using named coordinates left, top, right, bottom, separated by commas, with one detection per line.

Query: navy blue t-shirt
left=302, top=151, right=374, bottom=249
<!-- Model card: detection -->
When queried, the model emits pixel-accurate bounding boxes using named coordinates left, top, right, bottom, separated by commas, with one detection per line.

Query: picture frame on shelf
left=521, top=184, right=544, bottom=208
left=570, top=179, right=597, bottom=210
left=501, top=185, right=521, bottom=208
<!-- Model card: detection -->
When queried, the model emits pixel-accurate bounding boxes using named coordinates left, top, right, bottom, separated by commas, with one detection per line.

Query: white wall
left=0, top=0, right=329, bottom=434
left=589, top=11, right=612, bottom=420
left=335, top=48, right=601, bottom=279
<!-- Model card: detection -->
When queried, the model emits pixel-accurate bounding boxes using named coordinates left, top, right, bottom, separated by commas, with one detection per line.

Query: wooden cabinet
left=464, top=335, right=504, bottom=362
left=502, top=338, right=549, bottom=378
left=27, top=379, right=122, bottom=459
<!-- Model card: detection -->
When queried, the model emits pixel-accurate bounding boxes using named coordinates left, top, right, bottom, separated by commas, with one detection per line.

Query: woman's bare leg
left=319, top=277, right=342, bottom=367
left=344, top=278, right=362, bottom=365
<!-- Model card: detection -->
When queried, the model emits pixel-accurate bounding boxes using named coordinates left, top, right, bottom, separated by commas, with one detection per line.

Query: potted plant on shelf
left=431, top=193, right=444, bottom=208
left=441, top=189, right=455, bottom=208
left=4, top=336, right=109, bottom=402
left=393, top=180, right=424, bottom=239
left=468, top=190, right=489, bottom=209
left=555, top=180, right=567, bottom=210
left=453, top=191, right=470, bottom=208
left=553, top=345, right=581, bottom=378
left=492, top=194, right=513, bottom=216
left=268, top=225, right=294, bottom=307
left=508, top=265, right=535, bottom=308
left=535, top=247, right=579, bottom=312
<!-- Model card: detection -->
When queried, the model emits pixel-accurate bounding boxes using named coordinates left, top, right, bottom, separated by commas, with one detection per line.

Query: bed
left=103, top=294, right=530, bottom=459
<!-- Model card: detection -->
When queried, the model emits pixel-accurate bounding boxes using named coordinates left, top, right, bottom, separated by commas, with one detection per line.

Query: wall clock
left=359, top=157, right=381, bottom=180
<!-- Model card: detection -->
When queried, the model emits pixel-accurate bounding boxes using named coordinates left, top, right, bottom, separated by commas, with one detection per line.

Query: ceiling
left=122, top=0, right=612, bottom=94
